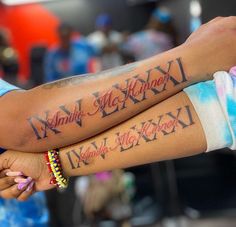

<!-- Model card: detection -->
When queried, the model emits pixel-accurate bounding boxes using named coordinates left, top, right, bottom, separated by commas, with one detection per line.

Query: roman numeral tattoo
left=66, top=105, right=195, bottom=169
left=27, top=99, right=84, bottom=140
left=29, top=58, right=188, bottom=140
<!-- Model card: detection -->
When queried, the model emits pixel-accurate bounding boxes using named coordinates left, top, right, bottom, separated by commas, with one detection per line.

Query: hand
left=0, top=169, right=35, bottom=201
left=182, top=16, right=236, bottom=80
left=0, top=151, right=55, bottom=197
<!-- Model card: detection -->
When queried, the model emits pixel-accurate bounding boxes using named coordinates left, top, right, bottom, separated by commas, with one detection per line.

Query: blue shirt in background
left=0, top=79, right=48, bottom=227
left=44, top=38, right=97, bottom=82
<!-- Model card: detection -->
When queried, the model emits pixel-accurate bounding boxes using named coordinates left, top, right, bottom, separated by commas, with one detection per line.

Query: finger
left=0, top=169, right=11, bottom=178
left=0, top=171, right=26, bottom=191
left=0, top=177, right=32, bottom=199
left=17, top=181, right=35, bottom=202
left=0, top=184, right=26, bottom=199
left=0, top=176, right=17, bottom=191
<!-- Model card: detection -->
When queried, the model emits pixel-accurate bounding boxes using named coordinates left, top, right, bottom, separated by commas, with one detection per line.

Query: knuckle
left=224, top=16, right=236, bottom=23
left=207, top=16, right=223, bottom=25
left=5, top=177, right=14, bottom=185
left=10, top=186, right=20, bottom=198
left=212, top=22, right=226, bottom=33
left=0, top=170, right=7, bottom=178
left=215, top=16, right=223, bottom=20
left=227, top=16, right=236, bottom=20
left=2, top=158, right=9, bottom=170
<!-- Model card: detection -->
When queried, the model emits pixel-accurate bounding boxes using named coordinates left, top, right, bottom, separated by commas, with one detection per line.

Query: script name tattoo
left=28, top=58, right=188, bottom=140
left=65, top=105, right=194, bottom=169
left=88, top=58, right=187, bottom=117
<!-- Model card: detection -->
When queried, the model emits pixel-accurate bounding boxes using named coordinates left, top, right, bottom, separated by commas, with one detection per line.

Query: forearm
left=0, top=44, right=209, bottom=152
left=2, top=72, right=236, bottom=194
left=1, top=16, right=236, bottom=152
left=59, top=69, right=236, bottom=177
left=59, top=91, right=207, bottom=177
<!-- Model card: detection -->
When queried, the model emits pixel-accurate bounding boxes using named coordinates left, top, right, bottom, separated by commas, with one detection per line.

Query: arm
left=59, top=91, right=206, bottom=176
left=1, top=16, right=236, bottom=152
left=1, top=47, right=193, bottom=152
left=0, top=90, right=207, bottom=193
left=1, top=69, right=235, bottom=200
left=45, top=70, right=236, bottom=178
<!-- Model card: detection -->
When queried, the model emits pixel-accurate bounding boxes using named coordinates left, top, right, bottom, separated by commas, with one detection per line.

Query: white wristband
left=184, top=77, right=233, bottom=152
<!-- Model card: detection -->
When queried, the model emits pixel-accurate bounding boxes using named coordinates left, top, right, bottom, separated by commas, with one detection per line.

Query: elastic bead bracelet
left=45, top=149, right=69, bottom=188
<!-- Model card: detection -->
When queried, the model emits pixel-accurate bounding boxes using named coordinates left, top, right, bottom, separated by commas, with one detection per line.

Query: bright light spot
left=190, top=0, right=202, bottom=17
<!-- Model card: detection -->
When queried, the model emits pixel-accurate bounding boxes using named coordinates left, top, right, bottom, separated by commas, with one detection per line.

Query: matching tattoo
left=65, top=105, right=195, bottom=169
left=27, top=57, right=194, bottom=169
left=28, top=57, right=189, bottom=140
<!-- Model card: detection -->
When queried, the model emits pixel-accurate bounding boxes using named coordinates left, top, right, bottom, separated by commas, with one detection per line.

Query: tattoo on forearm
left=88, top=58, right=187, bottom=117
left=28, top=57, right=188, bottom=140
left=27, top=100, right=84, bottom=140
left=65, top=105, right=194, bottom=169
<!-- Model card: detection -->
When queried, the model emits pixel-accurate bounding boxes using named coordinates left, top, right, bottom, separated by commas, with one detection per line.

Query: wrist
left=150, top=43, right=210, bottom=85
left=59, top=149, right=72, bottom=177
left=178, top=43, right=212, bottom=83
left=45, top=149, right=69, bottom=188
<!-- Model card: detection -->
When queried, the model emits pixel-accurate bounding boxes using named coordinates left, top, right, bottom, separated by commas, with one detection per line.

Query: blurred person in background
left=0, top=29, right=33, bottom=89
left=45, top=22, right=97, bottom=227
left=122, top=7, right=177, bottom=61
left=121, top=7, right=177, bottom=218
left=0, top=29, right=19, bottom=84
left=88, top=13, right=124, bottom=70
left=44, top=23, right=96, bottom=82
left=75, top=170, right=135, bottom=226
left=88, top=15, right=133, bottom=226
left=0, top=28, right=49, bottom=227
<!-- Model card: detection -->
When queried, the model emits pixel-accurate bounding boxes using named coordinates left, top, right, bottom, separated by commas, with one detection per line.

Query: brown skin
left=0, top=91, right=206, bottom=200
left=0, top=17, right=236, bottom=152
left=0, top=16, right=235, bottom=200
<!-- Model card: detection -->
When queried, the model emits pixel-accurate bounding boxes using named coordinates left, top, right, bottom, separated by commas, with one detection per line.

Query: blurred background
left=0, top=0, right=236, bottom=227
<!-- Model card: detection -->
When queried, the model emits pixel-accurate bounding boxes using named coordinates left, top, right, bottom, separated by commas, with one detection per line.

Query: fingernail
left=26, top=177, right=32, bottom=182
left=26, top=181, right=35, bottom=192
left=6, top=172, right=23, bottom=177
left=18, top=182, right=28, bottom=190
left=17, top=177, right=33, bottom=190
left=14, top=177, right=28, bottom=184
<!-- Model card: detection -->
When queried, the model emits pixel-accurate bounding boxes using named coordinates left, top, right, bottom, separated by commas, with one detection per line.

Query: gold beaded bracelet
left=45, top=149, right=69, bottom=188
